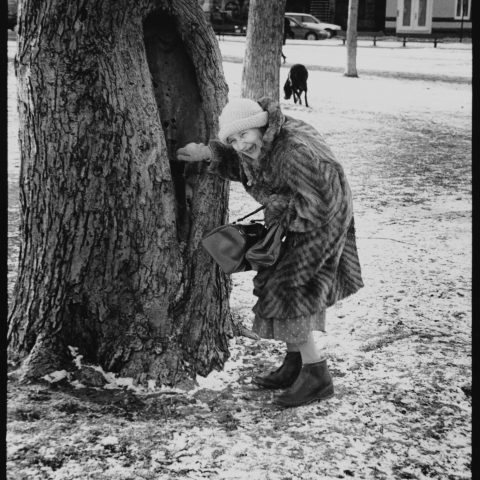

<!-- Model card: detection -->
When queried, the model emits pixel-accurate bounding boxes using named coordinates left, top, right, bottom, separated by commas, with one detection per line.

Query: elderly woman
left=176, top=97, right=363, bottom=407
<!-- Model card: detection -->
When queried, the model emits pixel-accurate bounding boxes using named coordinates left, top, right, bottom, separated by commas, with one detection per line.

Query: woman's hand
left=264, top=193, right=294, bottom=228
left=176, top=143, right=212, bottom=162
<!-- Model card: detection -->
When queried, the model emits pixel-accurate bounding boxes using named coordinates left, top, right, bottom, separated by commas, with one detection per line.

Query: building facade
left=201, top=1, right=248, bottom=15
left=204, top=0, right=386, bottom=31
left=385, top=0, right=471, bottom=35
left=285, top=0, right=386, bottom=31
left=202, top=0, right=472, bottom=36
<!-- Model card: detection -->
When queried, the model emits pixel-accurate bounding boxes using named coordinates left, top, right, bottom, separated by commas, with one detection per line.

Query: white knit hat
left=218, top=98, right=268, bottom=144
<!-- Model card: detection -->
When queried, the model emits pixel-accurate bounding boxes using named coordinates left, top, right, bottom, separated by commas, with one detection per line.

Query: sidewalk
left=218, top=36, right=472, bottom=83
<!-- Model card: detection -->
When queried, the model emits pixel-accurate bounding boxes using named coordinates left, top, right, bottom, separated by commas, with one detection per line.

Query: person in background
left=176, top=97, right=363, bottom=407
left=282, top=17, right=295, bottom=63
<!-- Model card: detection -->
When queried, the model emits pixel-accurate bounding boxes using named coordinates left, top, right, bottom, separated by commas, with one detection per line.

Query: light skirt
left=252, top=309, right=326, bottom=344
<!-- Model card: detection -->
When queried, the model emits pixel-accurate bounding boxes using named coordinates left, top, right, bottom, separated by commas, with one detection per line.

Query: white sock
left=298, top=331, right=328, bottom=364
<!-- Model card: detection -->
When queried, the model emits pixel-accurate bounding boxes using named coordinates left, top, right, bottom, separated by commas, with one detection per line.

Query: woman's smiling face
left=227, top=128, right=264, bottom=159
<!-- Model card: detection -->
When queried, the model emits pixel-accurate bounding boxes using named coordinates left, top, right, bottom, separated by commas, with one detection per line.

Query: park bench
left=395, top=33, right=445, bottom=47
left=337, top=31, right=385, bottom=47
left=338, top=31, right=461, bottom=48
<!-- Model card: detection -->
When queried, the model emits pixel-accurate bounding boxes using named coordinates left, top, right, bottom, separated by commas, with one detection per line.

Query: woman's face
left=227, top=128, right=264, bottom=159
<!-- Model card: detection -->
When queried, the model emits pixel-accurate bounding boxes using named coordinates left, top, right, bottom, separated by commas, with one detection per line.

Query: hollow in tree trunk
left=8, top=0, right=232, bottom=387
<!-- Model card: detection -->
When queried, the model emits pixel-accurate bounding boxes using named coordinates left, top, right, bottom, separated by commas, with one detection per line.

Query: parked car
left=285, top=15, right=329, bottom=41
left=8, top=0, right=17, bottom=30
left=285, top=12, right=342, bottom=38
left=210, top=10, right=247, bottom=36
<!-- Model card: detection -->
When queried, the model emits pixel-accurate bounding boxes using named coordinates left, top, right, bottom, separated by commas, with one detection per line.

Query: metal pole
left=460, top=13, right=464, bottom=43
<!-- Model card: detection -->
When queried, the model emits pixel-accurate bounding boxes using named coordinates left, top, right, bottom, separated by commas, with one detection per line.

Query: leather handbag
left=201, top=207, right=267, bottom=274
left=245, top=222, right=285, bottom=270
left=201, top=206, right=286, bottom=274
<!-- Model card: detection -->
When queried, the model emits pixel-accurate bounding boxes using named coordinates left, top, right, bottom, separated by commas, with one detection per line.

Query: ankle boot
left=253, top=351, right=302, bottom=389
left=275, top=359, right=334, bottom=407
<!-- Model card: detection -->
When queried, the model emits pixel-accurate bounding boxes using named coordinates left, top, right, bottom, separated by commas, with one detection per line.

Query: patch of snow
left=171, top=432, right=188, bottom=451
left=192, top=340, right=245, bottom=392
left=68, top=345, right=83, bottom=369
left=41, top=370, right=68, bottom=383
left=147, top=379, right=156, bottom=391
left=37, top=446, right=56, bottom=459
left=102, top=375, right=136, bottom=390
left=70, top=380, right=86, bottom=389
left=99, top=435, right=119, bottom=446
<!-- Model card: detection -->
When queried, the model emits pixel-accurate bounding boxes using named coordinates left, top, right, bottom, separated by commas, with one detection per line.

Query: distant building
left=202, top=0, right=249, bottom=15
left=385, top=0, right=471, bottom=36
left=331, top=0, right=386, bottom=31
left=202, top=0, right=249, bottom=22
left=269, top=1, right=471, bottom=37
left=284, top=1, right=386, bottom=31
left=8, top=0, right=18, bottom=29
left=204, top=1, right=386, bottom=32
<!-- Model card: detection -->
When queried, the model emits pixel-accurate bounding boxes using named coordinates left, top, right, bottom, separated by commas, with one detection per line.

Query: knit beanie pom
left=218, top=98, right=268, bottom=144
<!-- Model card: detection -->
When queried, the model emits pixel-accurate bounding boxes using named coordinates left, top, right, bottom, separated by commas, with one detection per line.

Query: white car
left=285, top=12, right=342, bottom=38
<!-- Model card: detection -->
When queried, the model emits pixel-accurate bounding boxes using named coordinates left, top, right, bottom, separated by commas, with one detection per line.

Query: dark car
left=285, top=15, right=330, bottom=40
left=210, top=10, right=247, bottom=36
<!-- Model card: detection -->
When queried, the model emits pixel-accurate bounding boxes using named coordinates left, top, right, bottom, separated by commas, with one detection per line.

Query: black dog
left=283, top=64, right=309, bottom=107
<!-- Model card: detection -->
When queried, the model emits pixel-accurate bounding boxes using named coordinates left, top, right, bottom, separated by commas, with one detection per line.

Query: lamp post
left=460, top=11, right=464, bottom=42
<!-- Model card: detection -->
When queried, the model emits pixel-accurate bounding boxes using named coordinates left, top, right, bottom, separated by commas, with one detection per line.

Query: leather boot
left=275, top=359, right=334, bottom=407
left=253, top=352, right=302, bottom=389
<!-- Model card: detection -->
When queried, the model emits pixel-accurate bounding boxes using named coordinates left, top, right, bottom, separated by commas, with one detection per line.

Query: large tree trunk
left=241, top=0, right=286, bottom=100
left=345, top=0, right=359, bottom=77
left=8, top=0, right=232, bottom=387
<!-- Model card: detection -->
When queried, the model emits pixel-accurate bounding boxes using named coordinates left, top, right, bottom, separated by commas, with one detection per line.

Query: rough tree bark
left=345, top=0, right=359, bottom=77
left=8, top=0, right=232, bottom=387
left=241, top=0, right=287, bottom=100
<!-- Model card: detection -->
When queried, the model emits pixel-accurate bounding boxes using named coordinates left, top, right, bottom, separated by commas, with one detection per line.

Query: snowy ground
left=218, top=36, right=471, bottom=83
left=7, top=39, right=471, bottom=480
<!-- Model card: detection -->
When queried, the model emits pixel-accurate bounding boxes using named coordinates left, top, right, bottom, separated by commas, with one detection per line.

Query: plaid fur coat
left=208, top=97, right=363, bottom=321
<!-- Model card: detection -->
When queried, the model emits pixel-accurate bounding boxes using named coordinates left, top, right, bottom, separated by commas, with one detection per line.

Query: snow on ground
left=218, top=36, right=471, bottom=82
left=7, top=39, right=471, bottom=480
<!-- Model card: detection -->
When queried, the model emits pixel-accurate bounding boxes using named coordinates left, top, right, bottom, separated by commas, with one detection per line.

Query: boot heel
left=253, top=352, right=302, bottom=390
left=274, top=360, right=334, bottom=407
left=318, top=383, right=334, bottom=400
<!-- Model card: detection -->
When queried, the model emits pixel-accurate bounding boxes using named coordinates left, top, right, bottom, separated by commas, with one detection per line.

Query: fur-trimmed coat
left=208, top=97, right=363, bottom=321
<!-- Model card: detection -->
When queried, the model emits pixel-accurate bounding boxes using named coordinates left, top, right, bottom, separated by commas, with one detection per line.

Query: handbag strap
left=233, top=205, right=265, bottom=224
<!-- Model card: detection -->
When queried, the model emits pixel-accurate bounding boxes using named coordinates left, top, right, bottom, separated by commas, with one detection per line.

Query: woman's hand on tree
left=176, top=143, right=212, bottom=162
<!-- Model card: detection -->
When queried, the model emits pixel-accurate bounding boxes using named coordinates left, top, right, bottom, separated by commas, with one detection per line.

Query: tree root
left=232, top=322, right=260, bottom=340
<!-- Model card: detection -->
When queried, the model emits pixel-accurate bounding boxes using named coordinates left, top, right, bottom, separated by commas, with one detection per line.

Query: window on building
left=418, top=0, right=427, bottom=26
left=455, top=0, right=471, bottom=20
